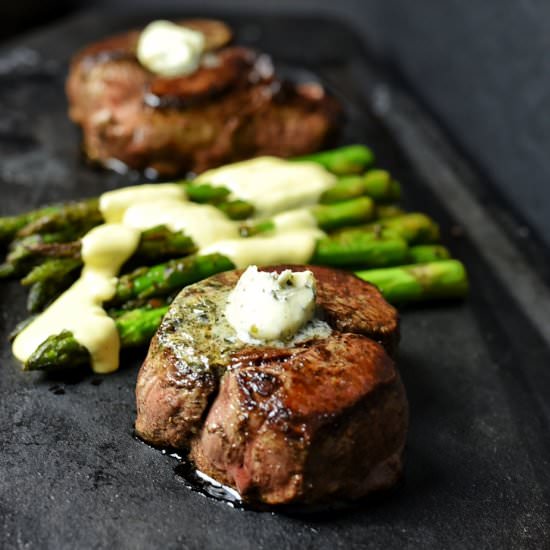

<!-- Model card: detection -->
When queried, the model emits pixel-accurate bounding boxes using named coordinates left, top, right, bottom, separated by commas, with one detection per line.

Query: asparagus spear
left=334, top=213, right=440, bottom=244
left=111, top=253, right=236, bottom=305
left=312, top=198, right=375, bottom=231
left=375, top=205, right=405, bottom=219
left=115, top=306, right=170, bottom=348
left=22, top=259, right=82, bottom=313
left=320, top=170, right=400, bottom=204
left=127, top=225, right=197, bottom=264
left=0, top=205, right=66, bottom=246
left=292, top=145, right=375, bottom=175
left=24, top=330, right=90, bottom=372
left=23, top=306, right=170, bottom=371
left=108, top=295, right=173, bottom=316
left=408, top=244, right=450, bottom=263
left=216, top=200, right=254, bottom=220
left=16, top=199, right=102, bottom=239
left=185, top=182, right=231, bottom=203
left=312, top=232, right=409, bottom=268
left=355, top=260, right=468, bottom=303
left=240, top=197, right=375, bottom=237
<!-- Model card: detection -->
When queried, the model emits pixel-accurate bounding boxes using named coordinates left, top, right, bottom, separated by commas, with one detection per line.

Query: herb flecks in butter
left=225, top=265, right=317, bottom=344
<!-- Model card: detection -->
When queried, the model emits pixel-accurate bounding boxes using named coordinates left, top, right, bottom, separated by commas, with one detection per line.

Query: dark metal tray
left=1, top=10, right=549, bottom=549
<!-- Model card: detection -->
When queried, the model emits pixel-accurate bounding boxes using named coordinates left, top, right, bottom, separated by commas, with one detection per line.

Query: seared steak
left=135, top=266, right=407, bottom=505
left=67, top=19, right=340, bottom=176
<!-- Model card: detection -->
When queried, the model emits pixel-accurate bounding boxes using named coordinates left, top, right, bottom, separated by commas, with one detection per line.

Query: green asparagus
left=16, top=199, right=102, bottom=239
left=216, top=200, right=254, bottom=220
left=312, top=232, right=409, bottom=268
left=24, top=259, right=82, bottom=313
left=115, top=306, right=170, bottom=348
left=184, top=182, right=231, bottom=203
left=1, top=226, right=197, bottom=280
left=292, top=145, right=375, bottom=175
left=312, top=197, right=375, bottom=231
left=408, top=244, right=450, bottom=263
left=111, top=253, right=236, bottom=305
left=24, top=330, right=90, bottom=371
left=375, top=205, right=405, bottom=219
left=334, top=213, right=440, bottom=244
left=355, top=260, right=469, bottom=303
left=24, top=306, right=170, bottom=371
left=240, top=197, right=375, bottom=237
left=0, top=205, right=65, bottom=246
left=320, top=170, right=400, bottom=204
left=22, top=258, right=81, bottom=286
left=129, top=225, right=197, bottom=264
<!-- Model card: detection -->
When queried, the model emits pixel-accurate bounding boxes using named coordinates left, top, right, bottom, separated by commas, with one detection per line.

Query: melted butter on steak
left=158, top=275, right=331, bottom=380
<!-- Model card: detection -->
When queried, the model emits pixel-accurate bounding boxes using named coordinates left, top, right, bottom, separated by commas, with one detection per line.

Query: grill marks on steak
left=265, top=265, right=400, bottom=354
left=191, top=334, right=406, bottom=504
left=67, top=19, right=340, bottom=176
left=148, top=47, right=264, bottom=107
left=135, top=266, right=407, bottom=505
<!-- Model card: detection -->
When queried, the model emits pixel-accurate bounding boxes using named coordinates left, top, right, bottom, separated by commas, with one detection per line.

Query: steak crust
left=135, top=266, right=407, bottom=505
left=67, top=19, right=340, bottom=176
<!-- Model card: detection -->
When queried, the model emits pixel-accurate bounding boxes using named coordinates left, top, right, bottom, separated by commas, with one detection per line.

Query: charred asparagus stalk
left=0, top=232, right=80, bottom=279
left=111, top=231, right=415, bottom=305
left=215, top=199, right=254, bottom=220
left=184, top=182, right=231, bottom=203
left=375, top=205, right=405, bottom=219
left=334, top=213, right=440, bottom=244
left=320, top=170, right=400, bottom=204
left=110, top=253, right=236, bottom=305
left=240, top=197, right=376, bottom=237
left=0, top=202, right=94, bottom=246
left=292, top=145, right=375, bottom=175
left=22, top=258, right=83, bottom=313
left=0, top=226, right=197, bottom=280
left=355, top=260, right=468, bottom=304
left=408, top=244, right=450, bottom=263
left=312, top=232, right=409, bottom=268
left=23, top=305, right=170, bottom=371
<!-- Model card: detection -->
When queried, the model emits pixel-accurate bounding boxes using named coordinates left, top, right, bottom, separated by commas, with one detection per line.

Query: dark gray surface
left=0, top=11, right=549, bottom=550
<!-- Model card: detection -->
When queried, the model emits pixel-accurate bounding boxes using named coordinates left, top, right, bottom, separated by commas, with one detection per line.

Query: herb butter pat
left=226, top=266, right=317, bottom=343
left=137, top=20, right=205, bottom=77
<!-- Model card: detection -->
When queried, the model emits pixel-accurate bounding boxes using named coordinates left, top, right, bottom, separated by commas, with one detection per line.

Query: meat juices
left=66, top=19, right=341, bottom=177
left=135, top=266, right=408, bottom=506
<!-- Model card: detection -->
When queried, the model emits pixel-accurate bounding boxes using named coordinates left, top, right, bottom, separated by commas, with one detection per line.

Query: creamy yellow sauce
left=201, top=229, right=324, bottom=269
left=12, top=225, right=140, bottom=373
left=100, top=184, right=186, bottom=223
left=272, top=208, right=318, bottom=233
left=122, top=199, right=239, bottom=249
left=13, top=158, right=334, bottom=373
left=196, top=157, right=336, bottom=217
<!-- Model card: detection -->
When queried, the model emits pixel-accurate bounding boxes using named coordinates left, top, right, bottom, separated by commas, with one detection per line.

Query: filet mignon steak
left=135, top=265, right=408, bottom=506
left=67, top=19, right=340, bottom=177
